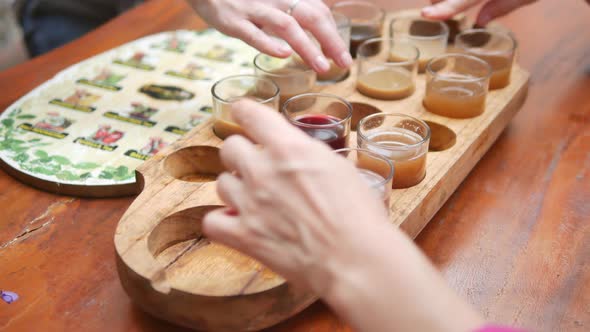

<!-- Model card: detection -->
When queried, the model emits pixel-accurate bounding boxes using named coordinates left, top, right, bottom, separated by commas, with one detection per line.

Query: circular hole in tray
left=164, top=146, right=224, bottom=182
left=147, top=206, right=283, bottom=296
left=351, top=102, right=383, bottom=131
left=424, top=121, right=457, bottom=152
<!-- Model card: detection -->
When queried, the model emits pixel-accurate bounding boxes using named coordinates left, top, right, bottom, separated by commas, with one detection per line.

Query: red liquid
left=294, top=114, right=348, bottom=150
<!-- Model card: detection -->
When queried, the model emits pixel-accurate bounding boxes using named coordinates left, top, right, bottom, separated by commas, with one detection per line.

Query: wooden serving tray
left=115, top=11, right=529, bottom=332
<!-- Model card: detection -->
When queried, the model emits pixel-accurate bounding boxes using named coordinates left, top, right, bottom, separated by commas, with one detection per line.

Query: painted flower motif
left=1, top=290, right=19, bottom=304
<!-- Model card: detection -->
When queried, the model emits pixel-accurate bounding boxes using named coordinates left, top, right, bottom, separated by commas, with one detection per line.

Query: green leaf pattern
left=0, top=109, right=135, bottom=182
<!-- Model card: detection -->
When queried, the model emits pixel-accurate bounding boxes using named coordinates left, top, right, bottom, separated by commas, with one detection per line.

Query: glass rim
left=330, top=0, right=386, bottom=23
left=426, top=53, right=493, bottom=82
left=455, top=28, right=518, bottom=56
left=253, top=53, right=315, bottom=76
left=357, top=38, right=420, bottom=67
left=390, top=17, right=450, bottom=41
left=332, top=11, right=352, bottom=30
left=282, top=93, right=353, bottom=128
left=333, top=147, right=395, bottom=187
left=357, top=113, right=431, bottom=150
left=211, top=74, right=280, bottom=104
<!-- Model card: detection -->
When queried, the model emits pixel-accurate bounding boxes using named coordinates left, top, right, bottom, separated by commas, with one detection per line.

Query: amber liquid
left=365, top=129, right=427, bottom=189
left=357, top=68, right=415, bottom=100
left=423, top=80, right=487, bottom=119
left=214, top=96, right=268, bottom=139
left=351, top=25, right=381, bottom=57
left=475, top=54, right=512, bottom=89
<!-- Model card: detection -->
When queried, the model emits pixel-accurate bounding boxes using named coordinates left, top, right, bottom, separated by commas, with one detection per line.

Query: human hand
left=202, top=99, right=389, bottom=295
left=189, top=0, right=353, bottom=73
left=422, top=0, right=537, bottom=27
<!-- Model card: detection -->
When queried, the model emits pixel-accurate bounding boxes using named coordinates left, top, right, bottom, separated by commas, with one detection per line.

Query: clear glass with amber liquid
left=455, top=29, right=516, bottom=90
left=331, top=0, right=385, bottom=57
left=390, top=17, right=449, bottom=72
left=254, top=54, right=316, bottom=109
left=211, top=75, right=280, bottom=139
left=357, top=39, right=418, bottom=100
left=358, top=114, right=431, bottom=189
left=424, top=54, right=491, bottom=119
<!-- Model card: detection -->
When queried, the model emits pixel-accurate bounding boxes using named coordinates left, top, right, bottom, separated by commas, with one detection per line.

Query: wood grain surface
left=0, top=0, right=588, bottom=331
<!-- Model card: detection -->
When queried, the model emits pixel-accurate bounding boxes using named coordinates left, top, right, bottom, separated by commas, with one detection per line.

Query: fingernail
left=278, top=43, right=292, bottom=55
left=338, top=51, right=353, bottom=67
left=422, top=6, right=435, bottom=16
left=314, top=55, right=330, bottom=72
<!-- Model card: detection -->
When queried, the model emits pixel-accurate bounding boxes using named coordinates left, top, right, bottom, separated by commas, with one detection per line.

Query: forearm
left=323, top=223, right=484, bottom=332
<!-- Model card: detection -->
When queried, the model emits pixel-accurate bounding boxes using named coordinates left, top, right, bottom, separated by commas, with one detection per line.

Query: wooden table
left=0, top=0, right=588, bottom=331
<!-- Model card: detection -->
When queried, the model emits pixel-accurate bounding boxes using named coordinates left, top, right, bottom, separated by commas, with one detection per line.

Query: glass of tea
left=334, top=148, right=394, bottom=206
left=317, top=11, right=352, bottom=83
left=423, top=53, right=492, bottom=119
left=254, top=53, right=317, bottom=109
left=211, top=75, right=280, bottom=139
left=390, top=17, right=449, bottom=72
left=331, top=0, right=385, bottom=58
left=357, top=38, right=419, bottom=100
left=358, top=113, right=430, bottom=189
left=283, top=93, right=353, bottom=150
left=455, top=29, right=517, bottom=90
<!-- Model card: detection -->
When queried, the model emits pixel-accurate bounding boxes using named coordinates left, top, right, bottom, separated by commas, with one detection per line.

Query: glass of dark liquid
left=283, top=93, right=353, bottom=150
left=331, top=1, right=385, bottom=58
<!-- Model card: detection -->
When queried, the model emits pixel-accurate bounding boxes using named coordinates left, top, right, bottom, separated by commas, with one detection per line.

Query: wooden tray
left=115, top=11, right=529, bottom=332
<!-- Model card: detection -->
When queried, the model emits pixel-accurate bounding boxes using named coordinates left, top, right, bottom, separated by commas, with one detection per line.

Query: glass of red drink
left=283, top=93, right=353, bottom=150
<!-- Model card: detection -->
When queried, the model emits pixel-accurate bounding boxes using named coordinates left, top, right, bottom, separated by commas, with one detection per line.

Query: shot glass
left=390, top=17, right=449, bottom=72
left=317, top=11, right=352, bottom=83
left=211, top=75, right=280, bottom=139
left=283, top=93, right=353, bottom=150
left=423, top=53, right=492, bottom=119
left=358, top=113, right=430, bottom=189
left=334, top=148, right=394, bottom=206
left=254, top=53, right=316, bottom=108
left=455, top=29, right=517, bottom=89
left=356, top=38, right=419, bottom=100
left=331, top=0, right=385, bottom=57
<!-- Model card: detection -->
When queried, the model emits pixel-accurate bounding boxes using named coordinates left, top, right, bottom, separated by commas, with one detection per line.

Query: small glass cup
left=423, top=53, right=492, bottom=119
left=317, top=11, right=352, bottom=83
left=356, top=38, right=419, bottom=100
left=211, top=75, right=280, bottom=139
left=283, top=93, right=353, bottom=150
left=254, top=53, right=317, bottom=109
left=455, top=29, right=517, bottom=89
left=334, top=148, right=394, bottom=206
left=331, top=0, right=385, bottom=57
left=358, top=113, right=431, bottom=189
left=390, top=17, right=449, bottom=72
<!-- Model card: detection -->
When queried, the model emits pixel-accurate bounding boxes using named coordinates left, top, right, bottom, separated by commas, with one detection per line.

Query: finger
left=231, top=99, right=314, bottom=151
left=422, top=0, right=483, bottom=20
left=216, top=172, right=248, bottom=211
left=250, top=6, right=331, bottom=73
left=229, top=20, right=293, bottom=58
left=202, top=208, right=251, bottom=252
left=220, top=135, right=262, bottom=180
left=476, top=0, right=536, bottom=26
left=292, top=1, right=353, bottom=68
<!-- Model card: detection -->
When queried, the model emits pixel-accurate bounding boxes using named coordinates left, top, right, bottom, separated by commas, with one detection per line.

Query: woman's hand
left=422, top=0, right=538, bottom=26
left=188, top=0, right=353, bottom=73
left=202, top=99, right=389, bottom=295
left=203, top=100, right=485, bottom=331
